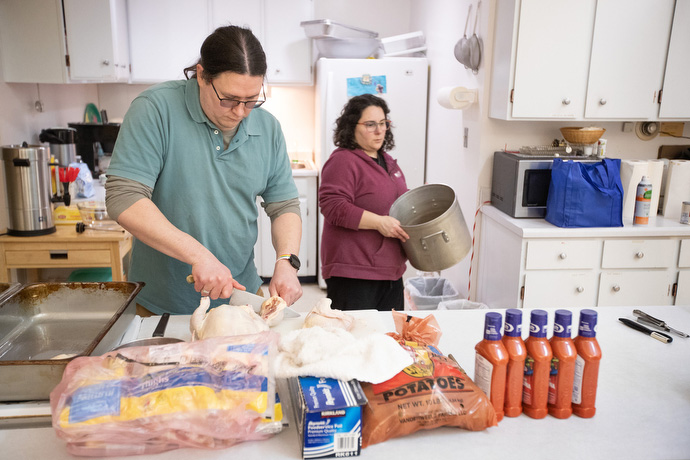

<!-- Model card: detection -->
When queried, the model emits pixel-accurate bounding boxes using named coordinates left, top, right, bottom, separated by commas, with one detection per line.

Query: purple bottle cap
left=504, top=309, right=522, bottom=337
left=553, top=309, right=572, bottom=338
left=484, top=312, right=503, bottom=341
left=578, top=309, right=598, bottom=338
left=529, top=309, right=548, bottom=338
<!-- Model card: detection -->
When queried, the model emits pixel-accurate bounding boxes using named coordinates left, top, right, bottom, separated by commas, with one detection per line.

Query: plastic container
left=572, top=309, right=602, bottom=418
left=380, top=31, right=427, bottom=56
left=68, top=267, right=113, bottom=282
left=502, top=309, right=526, bottom=417
left=633, top=175, right=652, bottom=226
left=548, top=310, right=577, bottom=419
left=474, top=312, right=508, bottom=422
left=404, top=277, right=460, bottom=310
left=522, top=309, right=553, bottom=419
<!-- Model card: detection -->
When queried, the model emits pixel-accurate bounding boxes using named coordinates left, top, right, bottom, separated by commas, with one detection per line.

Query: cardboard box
left=290, top=376, right=368, bottom=459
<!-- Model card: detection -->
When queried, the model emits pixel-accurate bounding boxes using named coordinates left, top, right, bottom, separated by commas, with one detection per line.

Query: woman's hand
left=375, top=215, right=410, bottom=242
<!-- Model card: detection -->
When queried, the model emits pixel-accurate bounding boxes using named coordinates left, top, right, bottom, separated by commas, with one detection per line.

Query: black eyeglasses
left=211, top=81, right=266, bottom=109
left=357, top=120, right=392, bottom=132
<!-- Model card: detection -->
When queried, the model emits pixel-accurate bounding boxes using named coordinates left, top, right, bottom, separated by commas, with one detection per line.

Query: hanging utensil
left=468, top=0, right=482, bottom=73
left=454, top=4, right=473, bottom=67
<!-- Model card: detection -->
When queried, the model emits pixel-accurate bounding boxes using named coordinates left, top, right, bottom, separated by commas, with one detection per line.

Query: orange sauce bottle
left=475, top=312, right=509, bottom=421
left=548, top=310, right=577, bottom=419
left=523, top=309, right=552, bottom=419
left=502, top=308, right=526, bottom=417
left=572, top=309, right=602, bottom=418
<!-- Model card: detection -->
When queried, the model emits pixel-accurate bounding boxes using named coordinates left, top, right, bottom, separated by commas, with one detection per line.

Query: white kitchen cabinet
left=254, top=172, right=318, bottom=279
left=489, top=0, right=677, bottom=121
left=677, top=239, right=690, bottom=305
left=127, top=0, right=209, bottom=83
left=475, top=206, right=690, bottom=308
left=0, top=0, right=129, bottom=83
left=658, top=0, right=690, bottom=119
left=128, top=0, right=313, bottom=85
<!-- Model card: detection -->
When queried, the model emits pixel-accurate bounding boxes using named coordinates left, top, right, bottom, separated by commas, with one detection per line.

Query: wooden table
left=0, top=225, right=132, bottom=282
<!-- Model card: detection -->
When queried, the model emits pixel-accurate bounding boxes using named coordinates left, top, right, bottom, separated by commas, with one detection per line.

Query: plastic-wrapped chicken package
left=50, top=332, right=281, bottom=457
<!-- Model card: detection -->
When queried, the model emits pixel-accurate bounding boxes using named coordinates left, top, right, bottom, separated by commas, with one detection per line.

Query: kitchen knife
left=632, top=309, right=689, bottom=338
left=618, top=318, right=673, bottom=343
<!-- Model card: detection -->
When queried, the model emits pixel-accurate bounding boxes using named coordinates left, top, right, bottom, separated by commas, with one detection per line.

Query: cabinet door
left=510, top=0, right=595, bottom=119
left=584, top=0, right=675, bottom=119
left=523, top=271, right=598, bottom=308
left=659, top=0, right=690, bottom=119
left=0, top=0, right=69, bottom=83
left=128, top=0, right=209, bottom=83
left=263, top=0, right=313, bottom=84
left=210, top=0, right=262, bottom=34
left=63, top=0, right=129, bottom=82
left=598, top=271, right=674, bottom=306
left=676, top=270, right=690, bottom=306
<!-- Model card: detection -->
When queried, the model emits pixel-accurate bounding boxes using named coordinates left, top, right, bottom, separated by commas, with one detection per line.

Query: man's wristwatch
left=276, top=253, right=301, bottom=270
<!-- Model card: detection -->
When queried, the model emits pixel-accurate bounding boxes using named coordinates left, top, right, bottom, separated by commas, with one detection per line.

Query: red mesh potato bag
left=361, top=311, right=497, bottom=447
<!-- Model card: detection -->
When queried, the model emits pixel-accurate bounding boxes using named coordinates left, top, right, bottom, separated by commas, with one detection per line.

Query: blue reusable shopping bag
left=545, top=158, right=624, bottom=228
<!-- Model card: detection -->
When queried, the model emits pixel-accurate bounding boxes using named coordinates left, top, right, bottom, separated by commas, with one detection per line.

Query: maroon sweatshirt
left=319, top=147, right=408, bottom=281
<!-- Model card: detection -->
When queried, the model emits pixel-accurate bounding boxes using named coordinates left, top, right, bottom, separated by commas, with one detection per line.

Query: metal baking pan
left=0, top=282, right=143, bottom=401
left=300, top=19, right=378, bottom=39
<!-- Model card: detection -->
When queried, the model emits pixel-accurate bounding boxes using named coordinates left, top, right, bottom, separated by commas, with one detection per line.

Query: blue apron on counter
left=545, top=158, right=624, bottom=228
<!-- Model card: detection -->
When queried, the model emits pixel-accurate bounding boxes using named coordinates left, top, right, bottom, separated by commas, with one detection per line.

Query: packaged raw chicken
left=50, top=332, right=281, bottom=457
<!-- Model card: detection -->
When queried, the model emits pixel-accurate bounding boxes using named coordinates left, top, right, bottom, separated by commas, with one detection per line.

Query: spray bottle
left=633, top=176, right=652, bottom=225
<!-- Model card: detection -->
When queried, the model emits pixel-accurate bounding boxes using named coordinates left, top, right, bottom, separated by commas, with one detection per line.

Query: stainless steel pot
left=390, top=184, right=472, bottom=271
left=112, top=313, right=183, bottom=350
left=2, top=143, right=55, bottom=236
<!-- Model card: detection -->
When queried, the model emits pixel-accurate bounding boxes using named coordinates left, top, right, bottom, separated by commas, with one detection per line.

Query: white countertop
left=2, top=305, right=689, bottom=460
left=482, top=204, right=690, bottom=239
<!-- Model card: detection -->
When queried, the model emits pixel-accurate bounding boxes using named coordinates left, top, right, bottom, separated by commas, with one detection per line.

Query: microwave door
left=519, top=168, right=552, bottom=218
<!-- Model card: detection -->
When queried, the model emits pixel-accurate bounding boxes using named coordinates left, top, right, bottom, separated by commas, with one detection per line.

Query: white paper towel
left=662, top=159, right=690, bottom=219
left=437, top=86, right=477, bottom=110
left=620, top=159, right=665, bottom=221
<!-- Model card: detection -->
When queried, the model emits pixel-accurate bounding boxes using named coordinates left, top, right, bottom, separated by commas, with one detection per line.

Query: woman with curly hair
left=319, top=94, right=410, bottom=311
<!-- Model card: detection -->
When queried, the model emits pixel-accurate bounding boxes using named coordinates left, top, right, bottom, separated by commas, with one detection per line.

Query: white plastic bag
left=404, top=277, right=460, bottom=310
left=69, top=161, right=94, bottom=198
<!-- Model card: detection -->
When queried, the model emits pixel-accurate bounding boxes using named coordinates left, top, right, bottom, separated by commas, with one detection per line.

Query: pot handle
left=420, top=230, right=449, bottom=250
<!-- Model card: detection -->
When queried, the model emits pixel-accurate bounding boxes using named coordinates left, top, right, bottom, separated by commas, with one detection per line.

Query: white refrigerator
left=315, top=57, right=430, bottom=287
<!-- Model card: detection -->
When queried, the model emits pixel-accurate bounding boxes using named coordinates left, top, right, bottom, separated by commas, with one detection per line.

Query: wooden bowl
left=560, top=127, right=606, bottom=144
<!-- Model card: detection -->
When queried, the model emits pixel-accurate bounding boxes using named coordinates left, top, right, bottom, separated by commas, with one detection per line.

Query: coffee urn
left=2, top=143, right=56, bottom=236
left=38, top=127, right=77, bottom=166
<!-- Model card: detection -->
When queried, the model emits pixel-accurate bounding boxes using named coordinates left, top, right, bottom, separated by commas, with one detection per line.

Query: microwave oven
left=490, top=151, right=600, bottom=218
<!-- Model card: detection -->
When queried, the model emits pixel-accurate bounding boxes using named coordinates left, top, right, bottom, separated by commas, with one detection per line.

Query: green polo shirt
left=107, top=78, right=298, bottom=315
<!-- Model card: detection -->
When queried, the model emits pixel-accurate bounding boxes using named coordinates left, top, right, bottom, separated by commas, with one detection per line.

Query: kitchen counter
left=481, top=204, right=690, bottom=239
left=1, top=305, right=689, bottom=460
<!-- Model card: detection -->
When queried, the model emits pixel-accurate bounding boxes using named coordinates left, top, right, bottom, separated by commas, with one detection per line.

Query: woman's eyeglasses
left=357, top=120, right=392, bottom=132
left=211, top=81, right=266, bottom=109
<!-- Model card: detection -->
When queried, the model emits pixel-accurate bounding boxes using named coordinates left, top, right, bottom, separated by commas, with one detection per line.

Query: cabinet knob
left=101, top=60, right=111, bottom=66
left=562, top=98, right=571, bottom=106
left=612, top=285, right=621, bottom=292
left=636, top=251, right=644, bottom=258
left=559, top=252, right=567, bottom=260
left=599, top=98, right=607, bottom=106
left=576, top=286, right=584, bottom=293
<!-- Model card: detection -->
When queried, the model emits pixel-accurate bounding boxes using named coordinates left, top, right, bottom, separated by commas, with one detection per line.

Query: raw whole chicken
left=260, top=296, right=288, bottom=327
left=190, top=297, right=269, bottom=340
left=303, top=298, right=355, bottom=331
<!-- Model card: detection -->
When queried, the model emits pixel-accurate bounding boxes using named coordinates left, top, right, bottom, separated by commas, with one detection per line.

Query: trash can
left=404, top=277, right=460, bottom=310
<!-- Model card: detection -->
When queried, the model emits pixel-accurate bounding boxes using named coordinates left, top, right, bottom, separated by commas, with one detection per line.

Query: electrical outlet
left=622, top=122, right=633, bottom=133
left=464, top=127, right=469, bottom=148
left=660, top=122, right=685, bottom=137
